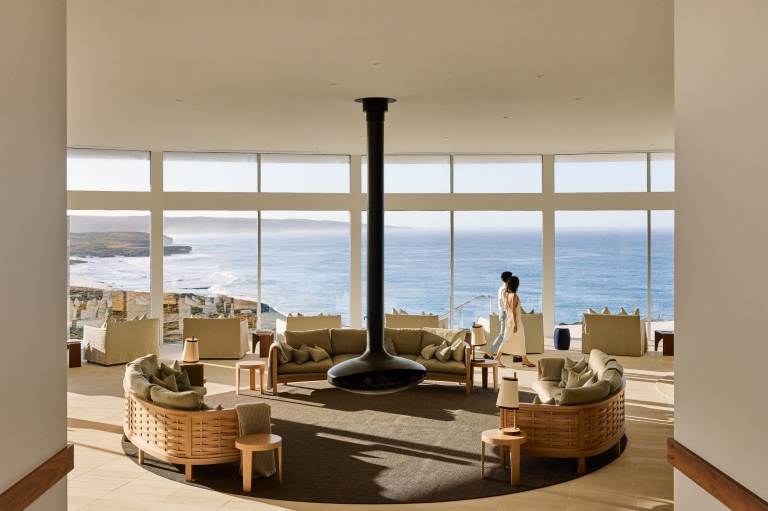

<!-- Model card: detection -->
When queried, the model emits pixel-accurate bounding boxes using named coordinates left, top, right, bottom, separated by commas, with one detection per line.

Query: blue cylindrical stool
left=553, top=328, right=571, bottom=350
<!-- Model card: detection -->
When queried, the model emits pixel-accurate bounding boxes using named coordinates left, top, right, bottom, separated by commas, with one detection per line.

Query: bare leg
left=494, top=352, right=506, bottom=368
left=521, top=355, right=535, bottom=367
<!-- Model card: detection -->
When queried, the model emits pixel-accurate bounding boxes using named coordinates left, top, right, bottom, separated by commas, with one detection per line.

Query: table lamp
left=182, top=337, right=200, bottom=364
left=471, top=323, right=487, bottom=362
left=496, top=373, right=521, bottom=435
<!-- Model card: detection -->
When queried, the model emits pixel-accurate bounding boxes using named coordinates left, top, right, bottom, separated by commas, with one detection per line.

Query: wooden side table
left=481, top=429, right=527, bottom=485
left=654, top=330, right=675, bottom=356
left=235, top=433, right=282, bottom=490
left=67, top=341, right=81, bottom=368
left=236, top=360, right=266, bottom=395
left=180, top=363, right=205, bottom=387
left=252, top=330, right=274, bottom=358
left=470, top=359, right=499, bottom=392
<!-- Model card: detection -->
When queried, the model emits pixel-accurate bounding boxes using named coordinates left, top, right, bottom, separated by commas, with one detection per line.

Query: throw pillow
left=572, top=357, right=588, bottom=374
left=160, top=362, right=180, bottom=378
left=449, top=338, right=464, bottom=363
left=587, top=307, right=598, bottom=314
left=631, top=308, right=640, bottom=316
left=276, top=341, right=294, bottom=365
left=566, top=369, right=594, bottom=389
left=175, top=370, right=191, bottom=392
left=399, top=309, right=408, bottom=315
left=421, top=343, right=438, bottom=360
left=150, top=373, right=178, bottom=392
left=435, top=340, right=451, bottom=363
left=542, top=397, right=557, bottom=405
left=293, top=346, right=310, bottom=365
left=529, top=309, right=535, bottom=314
left=601, top=307, right=611, bottom=314
left=307, top=345, right=331, bottom=363
left=520, top=308, right=527, bottom=315
left=391, top=308, right=398, bottom=314
left=618, top=307, right=628, bottom=315
left=583, top=375, right=598, bottom=387
left=532, top=395, right=542, bottom=405
left=558, top=357, right=577, bottom=387
left=383, top=337, right=397, bottom=357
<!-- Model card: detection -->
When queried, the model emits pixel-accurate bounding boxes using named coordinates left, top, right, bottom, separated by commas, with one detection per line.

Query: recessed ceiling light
left=176, top=99, right=183, bottom=102
left=373, top=62, right=382, bottom=65
left=330, top=83, right=338, bottom=86
left=650, top=143, right=656, bottom=146
left=574, top=98, right=581, bottom=101
left=503, top=116, right=508, bottom=119
left=536, top=75, right=545, bottom=78
left=445, top=137, right=449, bottom=139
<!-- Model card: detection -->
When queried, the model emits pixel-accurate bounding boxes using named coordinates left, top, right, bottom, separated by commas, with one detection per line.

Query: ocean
left=69, top=229, right=674, bottom=327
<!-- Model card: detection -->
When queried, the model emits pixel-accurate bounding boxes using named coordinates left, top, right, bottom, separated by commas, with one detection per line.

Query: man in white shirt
left=486, top=271, right=512, bottom=358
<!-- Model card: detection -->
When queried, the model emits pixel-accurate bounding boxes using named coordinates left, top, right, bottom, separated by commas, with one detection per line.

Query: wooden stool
left=235, top=433, right=282, bottom=490
left=470, top=358, right=499, bottom=392
left=481, top=429, right=527, bottom=485
left=236, top=360, right=266, bottom=395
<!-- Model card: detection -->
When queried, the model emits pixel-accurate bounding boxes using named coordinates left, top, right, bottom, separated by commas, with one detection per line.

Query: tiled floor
left=67, top=341, right=674, bottom=511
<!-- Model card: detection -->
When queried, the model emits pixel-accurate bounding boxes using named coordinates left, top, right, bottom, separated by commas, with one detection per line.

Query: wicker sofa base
left=123, top=385, right=240, bottom=481
left=500, top=386, right=626, bottom=474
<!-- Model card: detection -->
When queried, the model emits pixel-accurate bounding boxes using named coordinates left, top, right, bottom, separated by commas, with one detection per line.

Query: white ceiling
left=67, top=0, right=673, bottom=155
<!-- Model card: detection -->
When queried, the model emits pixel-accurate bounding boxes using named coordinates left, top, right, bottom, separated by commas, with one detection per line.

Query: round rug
left=122, top=381, right=626, bottom=504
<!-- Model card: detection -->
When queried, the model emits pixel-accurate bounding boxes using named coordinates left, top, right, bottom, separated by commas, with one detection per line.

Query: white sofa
left=582, top=312, right=647, bottom=357
left=275, top=314, right=343, bottom=343
left=477, top=312, right=545, bottom=354
left=384, top=313, right=440, bottom=329
left=83, top=317, right=160, bottom=365
left=182, top=317, right=249, bottom=359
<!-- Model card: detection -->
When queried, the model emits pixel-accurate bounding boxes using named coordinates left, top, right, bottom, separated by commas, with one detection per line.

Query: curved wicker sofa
left=500, top=350, right=627, bottom=474
left=123, top=380, right=240, bottom=481
left=500, top=385, right=625, bottom=473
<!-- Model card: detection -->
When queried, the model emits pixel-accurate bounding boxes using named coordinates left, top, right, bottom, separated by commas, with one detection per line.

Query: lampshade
left=471, top=324, right=487, bottom=347
left=496, top=375, right=520, bottom=409
left=182, top=337, right=199, bottom=364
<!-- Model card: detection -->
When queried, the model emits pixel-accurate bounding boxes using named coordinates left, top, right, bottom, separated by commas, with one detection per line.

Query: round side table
left=236, top=360, right=266, bottom=395
left=481, top=429, right=527, bottom=485
left=470, top=359, right=499, bottom=392
left=235, top=433, right=282, bottom=490
left=553, top=328, right=571, bottom=350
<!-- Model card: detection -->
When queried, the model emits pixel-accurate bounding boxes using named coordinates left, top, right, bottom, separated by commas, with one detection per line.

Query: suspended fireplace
left=327, top=98, right=427, bottom=394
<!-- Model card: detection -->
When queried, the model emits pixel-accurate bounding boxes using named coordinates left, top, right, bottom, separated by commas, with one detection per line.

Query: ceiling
left=67, top=0, right=673, bottom=155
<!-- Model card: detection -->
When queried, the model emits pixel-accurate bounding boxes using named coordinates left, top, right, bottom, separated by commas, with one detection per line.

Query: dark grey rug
left=122, top=381, right=626, bottom=504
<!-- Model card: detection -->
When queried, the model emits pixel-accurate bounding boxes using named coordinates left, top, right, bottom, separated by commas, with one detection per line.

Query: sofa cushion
left=532, top=380, right=563, bottom=402
left=559, top=380, right=611, bottom=405
left=307, top=345, right=331, bottom=363
left=278, top=359, right=333, bottom=375
left=421, top=328, right=466, bottom=351
left=566, top=369, right=594, bottom=389
left=126, top=363, right=154, bottom=400
left=293, top=346, right=311, bottom=365
left=450, top=339, right=465, bottom=363
left=398, top=354, right=418, bottom=362
left=150, top=373, right=179, bottom=392
left=384, top=328, right=423, bottom=355
left=601, top=368, right=625, bottom=393
left=160, top=361, right=180, bottom=378
left=332, top=354, right=359, bottom=365
left=384, top=337, right=397, bottom=356
left=134, top=353, right=162, bottom=379
left=189, top=385, right=208, bottom=399
left=276, top=341, right=294, bottom=365
left=538, top=358, right=565, bottom=381
left=587, top=349, right=623, bottom=379
left=330, top=328, right=367, bottom=355
left=150, top=386, right=201, bottom=410
left=415, top=356, right=466, bottom=375
left=435, top=341, right=451, bottom=363
left=572, top=357, right=588, bottom=374
left=277, top=372, right=328, bottom=381
left=175, top=370, right=192, bottom=392
left=285, top=329, right=333, bottom=355
left=421, top=344, right=438, bottom=360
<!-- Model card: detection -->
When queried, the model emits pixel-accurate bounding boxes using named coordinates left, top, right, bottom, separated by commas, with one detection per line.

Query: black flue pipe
left=361, top=97, right=389, bottom=350
left=327, top=98, right=426, bottom=394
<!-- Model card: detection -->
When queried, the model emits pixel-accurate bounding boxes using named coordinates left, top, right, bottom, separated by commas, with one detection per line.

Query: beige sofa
left=269, top=327, right=472, bottom=395
left=182, top=317, right=249, bottom=359
left=476, top=312, right=545, bottom=354
left=582, top=312, right=647, bottom=356
left=83, top=317, right=160, bottom=365
left=275, top=314, right=342, bottom=343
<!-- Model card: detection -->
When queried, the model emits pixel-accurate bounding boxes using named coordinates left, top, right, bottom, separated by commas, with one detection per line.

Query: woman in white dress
left=495, top=276, right=535, bottom=368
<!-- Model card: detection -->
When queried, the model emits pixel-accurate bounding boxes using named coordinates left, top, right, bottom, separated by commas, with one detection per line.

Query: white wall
left=0, top=1, right=67, bottom=509
left=675, top=0, right=768, bottom=508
